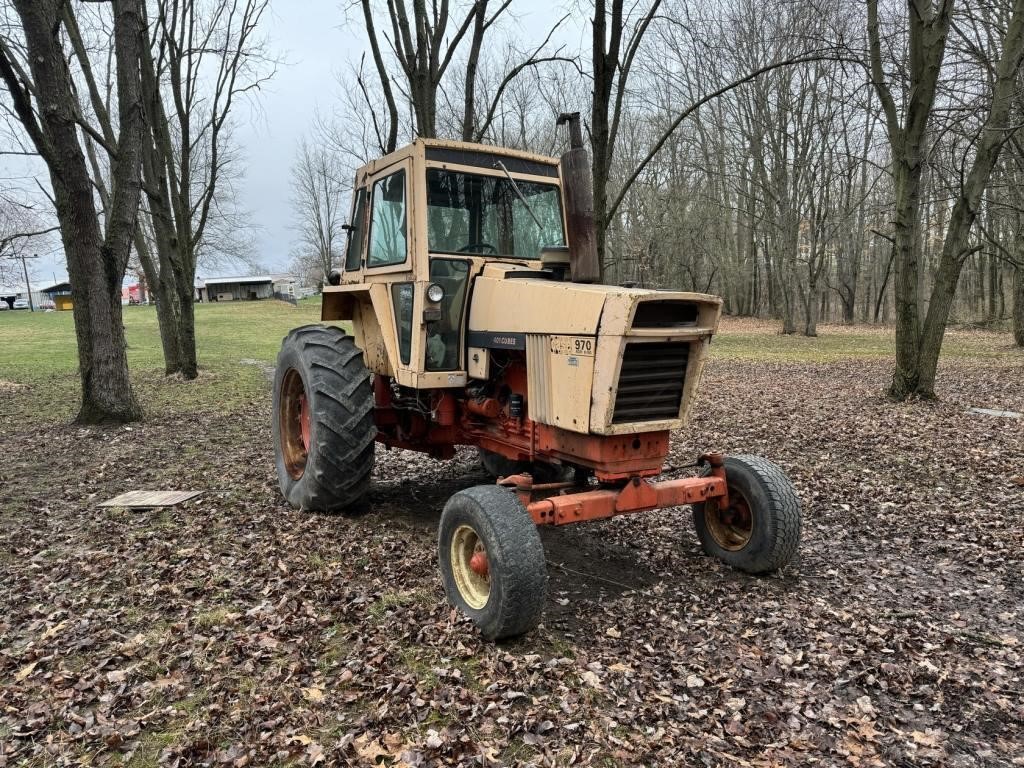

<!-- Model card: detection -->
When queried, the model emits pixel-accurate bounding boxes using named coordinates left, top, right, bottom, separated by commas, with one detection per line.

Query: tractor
left=272, top=114, right=801, bottom=640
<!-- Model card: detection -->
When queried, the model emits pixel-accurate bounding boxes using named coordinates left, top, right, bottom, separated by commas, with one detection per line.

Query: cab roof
left=354, top=138, right=561, bottom=181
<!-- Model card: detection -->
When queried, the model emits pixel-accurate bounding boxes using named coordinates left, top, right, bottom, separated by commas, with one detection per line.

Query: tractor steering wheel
left=458, top=242, right=497, bottom=254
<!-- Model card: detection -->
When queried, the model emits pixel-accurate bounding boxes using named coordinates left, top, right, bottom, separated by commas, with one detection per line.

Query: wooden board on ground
left=967, top=407, right=1022, bottom=419
left=99, top=490, right=202, bottom=508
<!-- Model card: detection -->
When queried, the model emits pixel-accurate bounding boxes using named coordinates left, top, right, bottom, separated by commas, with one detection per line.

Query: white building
left=0, top=282, right=51, bottom=310
left=196, top=275, right=296, bottom=303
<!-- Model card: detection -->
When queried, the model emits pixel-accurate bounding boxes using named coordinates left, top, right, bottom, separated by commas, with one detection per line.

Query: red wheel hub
left=469, top=550, right=489, bottom=577
left=299, top=393, right=311, bottom=452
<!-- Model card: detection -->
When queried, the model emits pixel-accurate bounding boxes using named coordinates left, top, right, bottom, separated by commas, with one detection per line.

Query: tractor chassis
left=498, top=452, right=731, bottom=526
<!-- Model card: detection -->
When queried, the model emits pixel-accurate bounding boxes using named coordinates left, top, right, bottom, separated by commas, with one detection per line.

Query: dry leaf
left=15, top=662, right=37, bottom=681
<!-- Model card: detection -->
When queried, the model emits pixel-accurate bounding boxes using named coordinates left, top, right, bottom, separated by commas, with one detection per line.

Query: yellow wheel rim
left=450, top=524, right=490, bottom=610
left=705, top=489, right=754, bottom=551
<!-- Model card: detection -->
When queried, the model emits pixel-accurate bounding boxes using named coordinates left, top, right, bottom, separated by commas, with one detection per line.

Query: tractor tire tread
left=693, top=453, right=800, bottom=574
left=438, top=485, right=547, bottom=640
left=273, top=325, right=376, bottom=513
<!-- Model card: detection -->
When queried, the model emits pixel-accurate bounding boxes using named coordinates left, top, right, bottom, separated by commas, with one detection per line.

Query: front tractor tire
left=272, top=325, right=375, bottom=512
left=438, top=486, right=547, bottom=641
left=692, top=454, right=801, bottom=574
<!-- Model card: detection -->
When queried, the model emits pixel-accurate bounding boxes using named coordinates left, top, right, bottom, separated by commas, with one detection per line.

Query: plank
left=99, top=490, right=202, bottom=508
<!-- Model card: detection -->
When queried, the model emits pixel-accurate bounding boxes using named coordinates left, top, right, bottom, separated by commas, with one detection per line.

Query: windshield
left=425, top=168, right=565, bottom=259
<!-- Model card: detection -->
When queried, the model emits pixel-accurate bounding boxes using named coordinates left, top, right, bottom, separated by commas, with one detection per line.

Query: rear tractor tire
left=272, top=325, right=376, bottom=512
left=692, top=454, right=800, bottom=574
left=438, top=485, right=547, bottom=640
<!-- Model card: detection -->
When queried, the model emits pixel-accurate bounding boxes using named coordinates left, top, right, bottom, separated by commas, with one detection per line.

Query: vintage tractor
left=272, top=115, right=801, bottom=640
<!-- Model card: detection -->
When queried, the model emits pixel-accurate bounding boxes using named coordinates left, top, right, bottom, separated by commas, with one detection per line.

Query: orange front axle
left=501, top=470, right=728, bottom=526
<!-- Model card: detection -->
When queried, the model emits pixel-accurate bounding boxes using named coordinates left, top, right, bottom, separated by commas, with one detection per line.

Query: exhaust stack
left=556, top=112, right=600, bottom=284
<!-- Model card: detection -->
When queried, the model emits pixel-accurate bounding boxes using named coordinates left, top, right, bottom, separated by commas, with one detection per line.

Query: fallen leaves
left=1, top=341, right=1022, bottom=766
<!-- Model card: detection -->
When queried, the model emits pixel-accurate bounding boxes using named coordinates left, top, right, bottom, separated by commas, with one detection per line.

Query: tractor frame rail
left=499, top=453, right=730, bottom=526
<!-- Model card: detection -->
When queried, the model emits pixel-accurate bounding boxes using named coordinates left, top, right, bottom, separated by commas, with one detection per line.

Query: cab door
left=364, top=164, right=416, bottom=377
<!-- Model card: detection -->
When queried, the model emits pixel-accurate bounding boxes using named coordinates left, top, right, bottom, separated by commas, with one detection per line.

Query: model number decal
left=551, top=336, right=595, bottom=357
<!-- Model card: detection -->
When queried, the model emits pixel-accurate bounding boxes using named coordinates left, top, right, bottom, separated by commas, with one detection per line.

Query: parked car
left=12, top=298, right=29, bottom=310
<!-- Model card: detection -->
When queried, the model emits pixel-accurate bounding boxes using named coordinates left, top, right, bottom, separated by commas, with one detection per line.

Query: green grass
left=0, top=303, right=1017, bottom=423
left=1, top=298, right=322, bottom=375
left=709, top=318, right=1018, bottom=363
left=0, top=298, right=323, bottom=419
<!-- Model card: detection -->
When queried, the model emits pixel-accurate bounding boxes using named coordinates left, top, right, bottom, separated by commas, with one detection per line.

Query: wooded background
left=309, top=0, right=1024, bottom=338
left=2, top=0, right=1024, bottom=420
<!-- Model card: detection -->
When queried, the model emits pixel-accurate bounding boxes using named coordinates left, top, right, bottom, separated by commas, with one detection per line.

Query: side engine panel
left=526, top=334, right=596, bottom=432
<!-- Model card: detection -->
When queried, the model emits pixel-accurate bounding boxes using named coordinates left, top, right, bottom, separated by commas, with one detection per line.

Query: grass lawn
left=0, top=299, right=323, bottom=420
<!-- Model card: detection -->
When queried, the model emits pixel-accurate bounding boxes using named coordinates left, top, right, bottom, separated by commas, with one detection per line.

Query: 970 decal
left=550, top=336, right=596, bottom=357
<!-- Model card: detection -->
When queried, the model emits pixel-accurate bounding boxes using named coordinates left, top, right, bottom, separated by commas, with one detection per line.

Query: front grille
left=612, top=342, right=688, bottom=423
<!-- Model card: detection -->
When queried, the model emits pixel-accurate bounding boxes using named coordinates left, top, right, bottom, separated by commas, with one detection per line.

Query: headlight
left=427, top=283, right=445, bottom=303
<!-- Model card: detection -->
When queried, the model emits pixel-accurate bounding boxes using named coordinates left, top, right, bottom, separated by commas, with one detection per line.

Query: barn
left=196, top=275, right=295, bottom=303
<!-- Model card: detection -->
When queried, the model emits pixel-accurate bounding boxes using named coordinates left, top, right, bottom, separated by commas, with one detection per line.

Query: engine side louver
left=612, top=342, right=689, bottom=423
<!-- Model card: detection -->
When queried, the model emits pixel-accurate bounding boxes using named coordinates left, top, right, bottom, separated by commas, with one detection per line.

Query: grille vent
left=612, top=342, right=689, bottom=423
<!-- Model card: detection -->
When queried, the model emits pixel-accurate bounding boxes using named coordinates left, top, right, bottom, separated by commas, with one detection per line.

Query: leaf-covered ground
left=1, top=320, right=1023, bottom=767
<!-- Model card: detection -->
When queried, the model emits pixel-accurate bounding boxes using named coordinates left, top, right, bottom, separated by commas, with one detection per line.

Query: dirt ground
left=2, top=339, right=1023, bottom=766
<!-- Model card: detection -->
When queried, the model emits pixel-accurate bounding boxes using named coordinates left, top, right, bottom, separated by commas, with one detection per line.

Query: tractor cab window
left=367, top=170, right=408, bottom=268
left=344, top=187, right=367, bottom=272
left=425, top=169, right=564, bottom=259
left=425, top=258, right=470, bottom=371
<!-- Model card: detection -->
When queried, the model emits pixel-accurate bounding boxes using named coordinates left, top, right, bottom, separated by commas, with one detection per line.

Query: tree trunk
left=175, top=295, right=199, bottom=378
left=988, top=251, right=999, bottom=321
left=804, top=274, right=819, bottom=337
left=911, top=0, right=1024, bottom=396
left=591, top=115, right=611, bottom=282
left=874, top=244, right=895, bottom=323
left=8, top=0, right=144, bottom=422
left=887, top=154, right=925, bottom=399
left=135, top=227, right=184, bottom=374
left=1013, top=265, right=1024, bottom=347
left=590, top=0, right=620, bottom=283
left=175, top=253, right=199, bottom=378
left=778, top=214, right=799, bottom=334
left=779, top=262, right=797, bottom=334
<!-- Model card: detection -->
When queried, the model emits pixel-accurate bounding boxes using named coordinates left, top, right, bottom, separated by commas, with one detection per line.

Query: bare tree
left=136, top=0, right=274, bottom=378
left=352, top=0, right=570, bottom=151
left=1015, top=257, right=1024, bottom=344
left=290, top=137, right=345, bottom=286
left=869, top=0, right=1024, bottom=399
left=589, top=0, right=664, bottom=280
left=57, top=0, right=271, bottom=378
left=0, top=198, right=57, bottom=299
left=358, top=0, right=480, bottom=144
left=0, top=0, right=145, bottom=422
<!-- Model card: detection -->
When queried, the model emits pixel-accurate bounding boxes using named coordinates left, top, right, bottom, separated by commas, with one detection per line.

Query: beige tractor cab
left=273, top=114, right=801, bottom=640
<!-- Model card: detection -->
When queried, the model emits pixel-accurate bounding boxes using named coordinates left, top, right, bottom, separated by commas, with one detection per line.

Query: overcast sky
left=225, top=0, right=362, bottom=282
left=5, top=0, right=583, bottom=288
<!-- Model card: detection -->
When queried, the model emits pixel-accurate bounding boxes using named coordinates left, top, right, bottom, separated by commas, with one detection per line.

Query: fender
left=322, top=284, right=395, bottom=377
